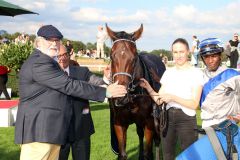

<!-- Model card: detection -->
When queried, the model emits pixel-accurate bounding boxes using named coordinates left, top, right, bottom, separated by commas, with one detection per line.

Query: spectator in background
left=66, top=40, right=78, bottom=65
left=228, top=33, right=239, bottom=68
left=191, top=35, right=200, bottom=67
left=159, top=53, right=163, bottom=60
left=0, top=65, right=11, bottom=100
left=162, top=56, right=168, bottom=67
left=66, top=40, right=74, bottom=56
left=96, top=26, right=108, bottom=59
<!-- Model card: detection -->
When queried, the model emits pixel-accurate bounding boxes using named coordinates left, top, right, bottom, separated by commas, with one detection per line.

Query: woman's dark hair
left=172, top=38, right=189, bottom=50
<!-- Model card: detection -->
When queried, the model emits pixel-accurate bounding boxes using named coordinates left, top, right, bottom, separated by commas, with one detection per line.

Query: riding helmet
left=199, top=38, right=224, bottom=57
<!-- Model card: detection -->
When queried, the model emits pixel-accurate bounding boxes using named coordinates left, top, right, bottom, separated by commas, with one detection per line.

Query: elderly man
left=15, top=25, right=126, bottom=160
left=57, top=44, right=109, bottom=160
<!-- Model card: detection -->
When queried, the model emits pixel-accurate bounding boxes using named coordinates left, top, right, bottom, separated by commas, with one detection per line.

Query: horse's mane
left=114, top=31, right=133, bottom=41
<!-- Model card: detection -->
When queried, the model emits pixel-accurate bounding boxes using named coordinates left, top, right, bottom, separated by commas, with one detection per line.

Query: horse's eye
left=111, top=54, right=115, bottom=59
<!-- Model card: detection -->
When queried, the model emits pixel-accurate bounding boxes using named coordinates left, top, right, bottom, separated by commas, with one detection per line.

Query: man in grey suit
left=57, top=45, right=108, bottom=160
left=15, top=25, right=126, bottom=160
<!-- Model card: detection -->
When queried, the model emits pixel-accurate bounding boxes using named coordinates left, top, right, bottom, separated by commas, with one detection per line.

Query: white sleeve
left=160, top=69, right=169, bottom=85
left=193, top=69, right=204, bottom=86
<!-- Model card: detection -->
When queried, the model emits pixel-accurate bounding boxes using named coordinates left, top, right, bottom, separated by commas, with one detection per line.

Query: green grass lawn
left=0, top=102, right=202, bottom=160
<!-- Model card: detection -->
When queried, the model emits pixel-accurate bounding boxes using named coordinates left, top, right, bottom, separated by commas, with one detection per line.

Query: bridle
left=110, top=38, right=139, bottom=91
left=111, top=38, right=136, bottom=83
left=110, top=38, right=144, bottom=106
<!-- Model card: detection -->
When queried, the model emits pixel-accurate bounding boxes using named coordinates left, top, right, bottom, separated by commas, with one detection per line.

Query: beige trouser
left=20, top=142, right=60, bottom=160
left=96, top=42, right=105, bottom=58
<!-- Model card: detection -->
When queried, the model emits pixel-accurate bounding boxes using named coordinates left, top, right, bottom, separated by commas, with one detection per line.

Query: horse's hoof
left=138, top=156, right=144, bottom=160
left=118, top=155, right=127, bottom=160
left=144, top=152, right=153, bottom=160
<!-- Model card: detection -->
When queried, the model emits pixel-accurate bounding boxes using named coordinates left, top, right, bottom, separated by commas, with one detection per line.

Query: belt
left=169, top=107, right=181, bottom=110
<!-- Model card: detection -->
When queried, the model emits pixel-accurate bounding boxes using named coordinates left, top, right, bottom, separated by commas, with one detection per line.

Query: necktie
left=64, top=71, right=68, bottom=76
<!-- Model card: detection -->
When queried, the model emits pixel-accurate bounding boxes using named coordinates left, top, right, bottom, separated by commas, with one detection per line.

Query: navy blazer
left=15, top=49, right=106, bottom=145
left=68, top=66, right=104, bottom=141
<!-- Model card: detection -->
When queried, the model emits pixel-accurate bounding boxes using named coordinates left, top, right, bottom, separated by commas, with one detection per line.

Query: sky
left=0, top=0, right=240, bottom=51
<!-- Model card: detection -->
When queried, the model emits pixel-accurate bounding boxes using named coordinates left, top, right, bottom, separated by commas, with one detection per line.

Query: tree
left=86, top=42, right=96, bottom=50
left=62, top=39, right=86, bottom=53
left=149, top=49, right=172, bottom=60
left=0, top=42, right=33, bottom=73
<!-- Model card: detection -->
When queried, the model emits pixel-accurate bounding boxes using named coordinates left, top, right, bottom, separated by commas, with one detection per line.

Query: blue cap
left=199, top=38, right=224, bottom=56
left=37, top=25, right=63, bottom=40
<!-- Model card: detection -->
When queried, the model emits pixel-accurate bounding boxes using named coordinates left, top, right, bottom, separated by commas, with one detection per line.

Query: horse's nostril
left=114, top=96, right=129, bottom=107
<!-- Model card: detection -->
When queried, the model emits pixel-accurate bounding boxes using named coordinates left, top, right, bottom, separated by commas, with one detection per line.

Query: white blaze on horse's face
left=172, top=42, right=189, bottom=66
left=121, top=48, right=125, bottom=55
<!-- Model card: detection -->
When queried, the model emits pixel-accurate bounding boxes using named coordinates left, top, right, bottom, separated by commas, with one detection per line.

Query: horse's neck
left=134, top=56, right=144, bottom=79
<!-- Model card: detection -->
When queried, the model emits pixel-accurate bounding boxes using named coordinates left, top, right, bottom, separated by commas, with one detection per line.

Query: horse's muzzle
left=113, top=96, right=130, bottom=107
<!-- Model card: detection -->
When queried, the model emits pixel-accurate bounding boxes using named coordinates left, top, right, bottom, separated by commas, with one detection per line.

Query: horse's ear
left=106, top=23, right=118, bottom=41
left=132, top=24, right=143, bottom=41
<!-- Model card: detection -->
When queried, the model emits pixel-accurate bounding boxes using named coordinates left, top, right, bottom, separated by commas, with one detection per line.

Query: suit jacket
left=68, top=66, right=104, bottom=141
left=15, top=49, right=106, bottom=145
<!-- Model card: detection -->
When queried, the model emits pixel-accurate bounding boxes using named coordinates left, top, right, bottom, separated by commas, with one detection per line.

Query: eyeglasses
left=43, top=37, right=61, bottom=43
left=47, top=39, right=60, bottom=43
left=57, top=52, right=69, bottom=59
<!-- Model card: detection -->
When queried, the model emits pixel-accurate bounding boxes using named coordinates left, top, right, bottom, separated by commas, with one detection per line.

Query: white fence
left=81, top=62, right=240, bottom=72
left=81, top=64, right=107, bottom=72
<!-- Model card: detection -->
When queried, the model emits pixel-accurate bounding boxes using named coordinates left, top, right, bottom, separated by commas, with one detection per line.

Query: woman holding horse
left=140, top=38, right=203, bottom=160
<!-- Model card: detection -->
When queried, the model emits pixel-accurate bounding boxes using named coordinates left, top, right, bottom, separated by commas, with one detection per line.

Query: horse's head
left=106, top=24, right=143, bottom=106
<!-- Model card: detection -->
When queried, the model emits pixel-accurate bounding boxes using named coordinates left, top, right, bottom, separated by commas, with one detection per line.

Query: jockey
left=199, top=38, right=240, bottom=128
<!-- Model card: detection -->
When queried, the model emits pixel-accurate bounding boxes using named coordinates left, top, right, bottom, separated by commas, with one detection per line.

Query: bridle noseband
left=112, top=72, right=133, bottom=81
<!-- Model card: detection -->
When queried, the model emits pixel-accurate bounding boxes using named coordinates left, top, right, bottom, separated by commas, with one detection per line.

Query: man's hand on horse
left=106, top=81, right=127, bottom=98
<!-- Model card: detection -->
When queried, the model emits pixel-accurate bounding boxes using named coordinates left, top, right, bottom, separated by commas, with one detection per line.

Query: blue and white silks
left=177, top=69, right=240, bottom=160
left=200, top=69, right=240, bottom=108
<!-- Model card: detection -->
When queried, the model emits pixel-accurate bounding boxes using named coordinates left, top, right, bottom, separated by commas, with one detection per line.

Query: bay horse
left=106, top=24, right=166, bottom=160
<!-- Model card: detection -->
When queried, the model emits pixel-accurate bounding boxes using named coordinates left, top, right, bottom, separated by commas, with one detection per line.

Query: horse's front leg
left=114, top=124, right=128, bottom=160
left=136, top=125, right=144, bottom=160
left=144, top=127, right=154, bottom=160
